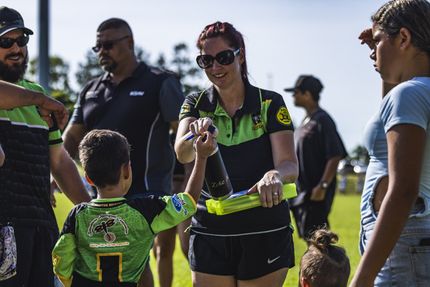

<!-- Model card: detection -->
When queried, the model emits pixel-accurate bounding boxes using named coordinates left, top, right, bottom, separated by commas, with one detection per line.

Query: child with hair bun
left=300, top=229, right=350, bottom=287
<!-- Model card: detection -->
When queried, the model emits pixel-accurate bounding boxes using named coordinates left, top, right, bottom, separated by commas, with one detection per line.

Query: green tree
left=350, top=145, right=369, bottom=164
left=74, top=43, right=203, bottom=95
left=75, top=50, right=102, bottom=90
left=168, top=42, right=203, bottom=95
left=29, top=55, right=76, bottom=111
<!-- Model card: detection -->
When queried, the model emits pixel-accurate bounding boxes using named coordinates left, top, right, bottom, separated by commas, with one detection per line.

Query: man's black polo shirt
left=71, top=62, right=184, bottom=197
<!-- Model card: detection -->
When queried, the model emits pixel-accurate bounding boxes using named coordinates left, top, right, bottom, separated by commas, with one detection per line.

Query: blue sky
left=3, top=0, right=388, bottom=152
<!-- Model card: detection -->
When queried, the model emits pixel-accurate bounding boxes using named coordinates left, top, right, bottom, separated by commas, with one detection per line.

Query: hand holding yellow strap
left=206, top=183, right=297, bottom=215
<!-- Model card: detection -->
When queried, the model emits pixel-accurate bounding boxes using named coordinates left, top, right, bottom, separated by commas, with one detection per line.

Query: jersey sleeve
left=266, top=92, right=294, bottom=133
left=150, top=193, right=196, bottom=233
left=159, top=76, right=184, bottom=122
left=19, top=80, right=63, bottom=146
left=179, top=93, right=200, bottom=121
left=381, top=81, right=430, bottom=132
left=48, top=115, right=62, bottom=146
left=52, top=206, right=80, bottom=287
left=128, top=193, right=196, bottom=234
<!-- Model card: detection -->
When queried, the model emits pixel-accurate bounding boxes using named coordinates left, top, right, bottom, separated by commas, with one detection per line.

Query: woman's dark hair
left=300, top=229, right=350, bottom=287
left=372, top=0, right=430, bottom=56
left=196, top=21, right=248, bottom=80
left=79, top=129, right=130, bottom=188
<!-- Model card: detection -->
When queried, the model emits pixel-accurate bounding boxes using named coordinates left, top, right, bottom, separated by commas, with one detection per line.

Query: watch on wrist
left=320, top=181, right=329, bottom=190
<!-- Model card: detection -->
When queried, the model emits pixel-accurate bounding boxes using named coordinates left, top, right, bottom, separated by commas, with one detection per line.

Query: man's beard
left=99, top=55, right=117, bottom=73
left=0, top=53, right=28, bottom=83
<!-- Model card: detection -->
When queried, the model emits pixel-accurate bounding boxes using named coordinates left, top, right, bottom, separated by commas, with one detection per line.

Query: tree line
left=28, top=42, right=204, bottom=111
left=27, top=43, right=368, bottom=162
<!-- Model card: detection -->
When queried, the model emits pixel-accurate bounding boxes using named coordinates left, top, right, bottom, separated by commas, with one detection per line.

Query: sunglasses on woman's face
left=0, top=35, right=29, bottom=49
left=196, top=48, right=240, bottom=69
left=92, top=35, right=129, bottom=53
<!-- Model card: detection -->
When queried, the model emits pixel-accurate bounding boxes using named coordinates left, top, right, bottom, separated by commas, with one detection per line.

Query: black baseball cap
left=284, top=75, right=323, bottom=95
left=0, top=6, right=33, bottom=37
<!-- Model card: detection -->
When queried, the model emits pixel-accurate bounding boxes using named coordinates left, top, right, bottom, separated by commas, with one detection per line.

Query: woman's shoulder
left=249, top=84, right=283, bottom=100
left=387, top=77, right=430, bottom=100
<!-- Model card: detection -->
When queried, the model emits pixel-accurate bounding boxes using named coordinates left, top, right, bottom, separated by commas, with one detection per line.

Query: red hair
left=196, top=21, right=248, bottom=80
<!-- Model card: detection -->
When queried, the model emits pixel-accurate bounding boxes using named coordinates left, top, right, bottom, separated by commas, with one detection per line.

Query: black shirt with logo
left=71, top=62, right=184, bottom=197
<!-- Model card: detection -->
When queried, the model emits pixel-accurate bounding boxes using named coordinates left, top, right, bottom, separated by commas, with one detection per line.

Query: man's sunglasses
left=0, top=35, right=29, bottom=49
left=196, top=48, right=240, bottom=69
left=92, top=35, right=129, bottom=53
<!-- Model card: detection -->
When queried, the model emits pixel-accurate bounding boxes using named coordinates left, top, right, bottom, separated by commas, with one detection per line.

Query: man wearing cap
left=0, top=6, right=90, bottom=286
left=284, top=75, right=347, bottom=241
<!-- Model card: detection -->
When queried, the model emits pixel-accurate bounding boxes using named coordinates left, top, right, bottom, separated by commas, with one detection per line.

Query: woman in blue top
left=351, top=0, right=430, bottom=286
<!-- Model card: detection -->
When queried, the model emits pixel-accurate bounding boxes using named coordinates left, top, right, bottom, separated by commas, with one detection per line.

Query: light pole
left=38, top=0, right=49, bottom=92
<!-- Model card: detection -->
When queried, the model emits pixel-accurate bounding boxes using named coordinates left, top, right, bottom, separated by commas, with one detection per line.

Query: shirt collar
left=101, top=62, right=148, bottom=84
left=196, top=81, right=261, bottom=115
left=89, top=197, right=127, bottom=208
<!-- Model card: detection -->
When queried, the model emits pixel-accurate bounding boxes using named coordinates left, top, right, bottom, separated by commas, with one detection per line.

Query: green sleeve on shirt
left=52, top=233, right=77, bottom=282
left=151, top=193, right=196, bottom=234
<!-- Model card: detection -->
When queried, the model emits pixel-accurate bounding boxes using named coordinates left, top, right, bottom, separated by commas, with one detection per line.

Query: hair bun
left=309, top=229, right=339, bottom=251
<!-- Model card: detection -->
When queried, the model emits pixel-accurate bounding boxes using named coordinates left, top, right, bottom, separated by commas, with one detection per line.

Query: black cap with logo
left=284, top=75, right=324, bottom=96
left=0, top=6, right=33, bottom=37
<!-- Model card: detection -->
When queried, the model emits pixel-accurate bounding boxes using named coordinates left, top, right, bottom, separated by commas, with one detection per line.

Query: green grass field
left=53, top=182, right=361, bottom=287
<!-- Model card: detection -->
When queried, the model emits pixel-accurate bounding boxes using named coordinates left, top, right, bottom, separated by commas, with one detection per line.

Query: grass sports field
left=53, top=180, right=361, bottom=286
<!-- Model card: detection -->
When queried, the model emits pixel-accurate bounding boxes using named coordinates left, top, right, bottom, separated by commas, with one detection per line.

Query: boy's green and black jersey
left=179, top=82, right=294, bottom=235
left=52, top=193, right=196, bottom=285
left=0, top=79, right=62, bottom=229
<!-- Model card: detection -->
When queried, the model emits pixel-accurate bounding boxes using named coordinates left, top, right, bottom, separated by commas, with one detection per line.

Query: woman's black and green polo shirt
left=179, top=82, right=294, bottom=235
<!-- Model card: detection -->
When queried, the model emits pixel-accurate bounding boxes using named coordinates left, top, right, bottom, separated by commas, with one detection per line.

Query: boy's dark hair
left=79, top=129, right=130, bottom=188
left=300, top=229, right=350, bottom=287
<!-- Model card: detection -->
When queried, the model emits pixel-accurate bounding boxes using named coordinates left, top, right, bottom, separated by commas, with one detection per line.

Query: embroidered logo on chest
left=129, top=90, right=145, bottom=97
left=252, top=114, right=264, bottom=130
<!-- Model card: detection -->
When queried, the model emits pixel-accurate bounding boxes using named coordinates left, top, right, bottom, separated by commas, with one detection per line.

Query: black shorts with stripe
left=188, top=226, right=294, bottom=280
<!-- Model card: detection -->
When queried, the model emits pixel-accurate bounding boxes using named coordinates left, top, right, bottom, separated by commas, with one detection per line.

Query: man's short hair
left=97, top=18, right=133, bottom=37
left=79, top=129, right=130, bottom=188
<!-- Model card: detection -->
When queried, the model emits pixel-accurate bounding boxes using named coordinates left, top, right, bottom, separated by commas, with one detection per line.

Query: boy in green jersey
left=52, top=129, right=216, bottom=286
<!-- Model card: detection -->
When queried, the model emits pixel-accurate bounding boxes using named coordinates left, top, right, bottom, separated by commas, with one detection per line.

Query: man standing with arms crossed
left=0, top=6, right=90, bottom=286
left=62, top=18, right=185, bottom=287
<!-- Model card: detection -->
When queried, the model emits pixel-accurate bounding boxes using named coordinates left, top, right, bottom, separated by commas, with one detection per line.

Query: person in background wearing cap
left=285, top=75, right=347, bottom=242
left=0, top=6, right=91, bottom=287
left=61, top=18, right=184, bottom=287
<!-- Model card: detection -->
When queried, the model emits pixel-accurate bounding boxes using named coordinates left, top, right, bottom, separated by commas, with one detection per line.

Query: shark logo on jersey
left=88, top=214, right=129, bottom=243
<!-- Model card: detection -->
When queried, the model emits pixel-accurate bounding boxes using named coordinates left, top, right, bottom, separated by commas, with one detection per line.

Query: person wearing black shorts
left=175, top=21, right=298, bottom=287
